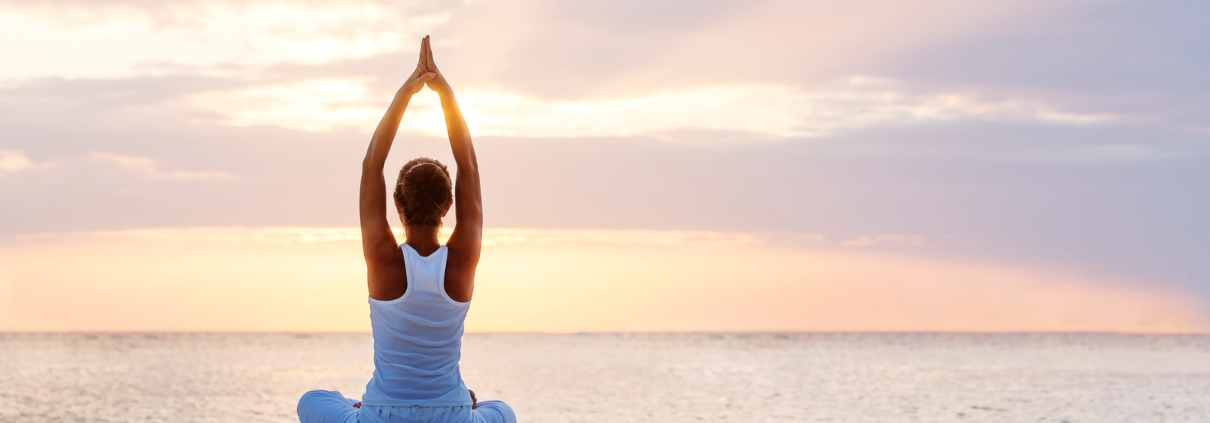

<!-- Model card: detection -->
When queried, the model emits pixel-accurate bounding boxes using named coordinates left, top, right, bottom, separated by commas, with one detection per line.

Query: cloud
left=0, top=0, right=448, bottom=80
left=19, top=226, right=812, bottom=248
left=451, top=80, right=1113, bottom=138
left=188, top=77, right=1113, bottom=138
left=16, top=227, right=940, bottom=252
left=0, top=150, right=48, bottom=173
left=61, top=227, right=364, bottom=245
left=1, top=0, right=1199, bottom=133
left=188, top=77, right=382, bottom=132
left=840, top=234, right=926, bottom=247
left=90, top=152, right=234, bottom=180
left=13, top=226, right=939, bottom=252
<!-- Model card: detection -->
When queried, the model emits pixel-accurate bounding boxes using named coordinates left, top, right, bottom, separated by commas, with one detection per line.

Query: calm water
left=1, top=333, right=1208, bottom=422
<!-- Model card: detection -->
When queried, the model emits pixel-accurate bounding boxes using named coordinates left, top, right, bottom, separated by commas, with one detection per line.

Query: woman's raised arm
left=421, top=36, right=483, bottom=302
left=360, top=39, right=436, bottom=299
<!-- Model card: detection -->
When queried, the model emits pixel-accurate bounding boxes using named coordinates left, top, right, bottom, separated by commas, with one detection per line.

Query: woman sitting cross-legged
left=296, top=36, right=516, bottom=423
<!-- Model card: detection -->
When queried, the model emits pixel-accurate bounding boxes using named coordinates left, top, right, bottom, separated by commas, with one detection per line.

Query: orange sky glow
left=1, top=228, right=1202, bottom=333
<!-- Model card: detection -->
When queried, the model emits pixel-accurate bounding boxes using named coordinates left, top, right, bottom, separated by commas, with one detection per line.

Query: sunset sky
left=1, top=0, right=1207, bottom=332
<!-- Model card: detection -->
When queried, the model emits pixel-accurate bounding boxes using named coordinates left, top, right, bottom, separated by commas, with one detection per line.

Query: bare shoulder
left=443, top=231, right=480, bottom=303
left=367, top=242, right=407, bottom=301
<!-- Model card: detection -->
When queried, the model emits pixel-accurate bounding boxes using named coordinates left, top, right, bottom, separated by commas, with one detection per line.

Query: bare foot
left=469, top=389, right=477, bottom=409
left=353, top=402, right=361, bottom=409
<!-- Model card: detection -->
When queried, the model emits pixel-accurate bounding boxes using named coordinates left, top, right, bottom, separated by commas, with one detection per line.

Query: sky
left=1, top=0, right=1207, bottom=332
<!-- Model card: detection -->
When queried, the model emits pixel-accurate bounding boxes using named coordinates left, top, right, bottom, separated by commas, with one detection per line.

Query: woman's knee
left=473, top=400, right=517, bottom=423
left=298, top=390, right=330, bottom=416
left=298, top=390, right=335, bottom=408
left=297, top=390, right=358, bottom=423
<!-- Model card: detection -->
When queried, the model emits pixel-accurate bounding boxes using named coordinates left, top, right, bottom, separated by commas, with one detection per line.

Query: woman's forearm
left=360, top=88, right=415, bottom=235
left=364, top=89, right=414, bottom=170
left=437, top=90, right=474, bottom=168
left=435, top=87, right=483, bottom=233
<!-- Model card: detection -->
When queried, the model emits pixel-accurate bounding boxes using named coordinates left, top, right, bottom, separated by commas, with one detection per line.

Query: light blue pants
left=297, top=390, right=516, bottom=423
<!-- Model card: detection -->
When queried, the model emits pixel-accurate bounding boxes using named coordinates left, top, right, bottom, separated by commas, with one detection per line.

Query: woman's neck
left=403, top=224, right=442, bottom=256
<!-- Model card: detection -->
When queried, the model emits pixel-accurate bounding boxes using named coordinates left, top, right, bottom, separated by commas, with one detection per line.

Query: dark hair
left=394, top=157, right=452, bottom=226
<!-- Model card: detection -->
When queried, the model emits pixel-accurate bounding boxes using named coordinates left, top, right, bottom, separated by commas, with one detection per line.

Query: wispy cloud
left=0, top=150, right=52, bottom=173
left=21, top=226, right=931, bottom=250
left=840, top=234, right=927, bottom=247
left=188, top=77, right=382, bottom=132
left=90, top=152, right=234, bottom=180
left=189, top=77, right=1114, bottom=138
left=19, top=227, right=779, bottom=246
left=54, top=227, right=363, bottom=245
left=0, top=1, right=447, bottom=80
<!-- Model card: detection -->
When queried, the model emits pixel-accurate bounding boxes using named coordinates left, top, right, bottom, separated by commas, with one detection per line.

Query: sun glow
left=402, top=90, right=458, bottom=136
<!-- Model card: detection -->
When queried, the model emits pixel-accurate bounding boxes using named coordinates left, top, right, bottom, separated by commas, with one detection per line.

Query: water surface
left=2, top=333, right=1207, bottom=422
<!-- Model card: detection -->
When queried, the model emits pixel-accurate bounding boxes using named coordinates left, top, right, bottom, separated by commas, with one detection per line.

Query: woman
left=297, top=36, right=515, bottom=423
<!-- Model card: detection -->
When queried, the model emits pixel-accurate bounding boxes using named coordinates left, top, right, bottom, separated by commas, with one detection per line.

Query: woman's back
left=362, top=244, right=473, bottom=407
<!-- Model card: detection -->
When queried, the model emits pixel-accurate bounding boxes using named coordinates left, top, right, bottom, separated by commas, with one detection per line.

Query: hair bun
left=394, top=158, right=452, bottom=226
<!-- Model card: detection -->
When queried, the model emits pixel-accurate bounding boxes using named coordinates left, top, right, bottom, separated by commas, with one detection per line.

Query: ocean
left=1, top=333, right=1207, bottom=422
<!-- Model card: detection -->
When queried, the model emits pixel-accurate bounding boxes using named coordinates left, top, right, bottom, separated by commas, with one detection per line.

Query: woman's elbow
left=362, top=156, right=380, bottom=171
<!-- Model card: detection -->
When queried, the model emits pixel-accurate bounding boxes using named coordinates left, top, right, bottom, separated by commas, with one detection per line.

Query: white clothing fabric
left=362, top=244, right=473, bottom=407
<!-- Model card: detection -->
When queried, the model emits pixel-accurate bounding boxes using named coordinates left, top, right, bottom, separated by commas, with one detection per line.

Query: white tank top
left=361, top=244, right=473, bottom=406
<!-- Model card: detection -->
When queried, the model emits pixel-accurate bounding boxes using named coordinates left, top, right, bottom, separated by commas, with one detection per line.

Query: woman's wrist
left=434, top=84, right=455, bottom=99
left=395, top=87, right=416, bottom=101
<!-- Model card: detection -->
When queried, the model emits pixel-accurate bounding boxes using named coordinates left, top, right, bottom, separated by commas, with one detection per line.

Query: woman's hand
left=400, top=39, right=436, bottom=97
left=420, top=36, right=453, bottom=95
